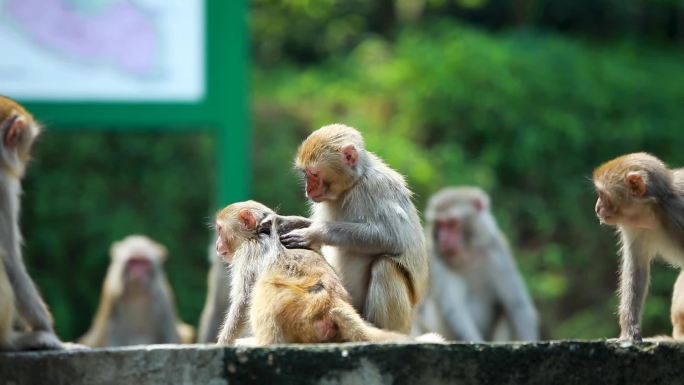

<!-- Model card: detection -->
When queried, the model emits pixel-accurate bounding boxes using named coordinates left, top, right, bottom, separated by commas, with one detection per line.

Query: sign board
left=0, top=0, right=248, bottom=206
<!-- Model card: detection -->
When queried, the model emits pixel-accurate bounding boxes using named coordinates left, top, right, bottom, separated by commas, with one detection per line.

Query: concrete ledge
left=1, top=341, right=684, bottom=385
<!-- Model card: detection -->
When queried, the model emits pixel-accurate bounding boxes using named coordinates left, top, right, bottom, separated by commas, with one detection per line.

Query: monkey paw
left=280, top=228, right=314, bottom=250
left=13, top=331, right=64, bottom=351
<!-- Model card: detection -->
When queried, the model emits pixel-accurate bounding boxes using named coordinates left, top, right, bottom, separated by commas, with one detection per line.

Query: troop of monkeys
left=1, top=95, right=684, bottom=351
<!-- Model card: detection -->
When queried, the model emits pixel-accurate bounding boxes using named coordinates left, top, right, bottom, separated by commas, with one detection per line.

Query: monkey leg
left=331, top=301, right=409, bottom=343
left=12, top=330, right=63, bottom=350
left=0, top=266, right=14, bottom=348
left=364, top=259, right=414, bottom=334
left=672, top=272, right=684, bottom=339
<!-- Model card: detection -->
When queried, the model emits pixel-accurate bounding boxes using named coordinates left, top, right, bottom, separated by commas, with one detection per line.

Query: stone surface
left=1, top=341, right=684, bottom=385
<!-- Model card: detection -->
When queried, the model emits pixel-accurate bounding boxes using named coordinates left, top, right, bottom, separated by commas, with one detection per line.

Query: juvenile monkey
left=413, top=187, right=539, bottom=341
left=215, top=201, right=437, bottom=345
left=0, top=96, right=64, bottom=350
left=671, top=271, right=684, bottom=339
left=279, top=124, right=428, bottom=333
left=593, top=152, right=684, bottom=341
left=79, top=235, right=194, bottom=347
left=197, top=241, right=232, bottom=343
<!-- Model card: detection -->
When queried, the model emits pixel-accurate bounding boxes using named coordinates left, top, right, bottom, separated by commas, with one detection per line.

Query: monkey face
left=124, top=256, right=155, bottom=284
left=595, top=191, right=619, bottom=225
left=215, top=201, right=273, bottom=262
left=0, top=97, right=40, bottom=178
left=108, top=235, right=167, bottom=293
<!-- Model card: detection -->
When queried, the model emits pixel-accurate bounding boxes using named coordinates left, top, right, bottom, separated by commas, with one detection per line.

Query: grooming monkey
left=197, top=242, right=232, bottom=343
left=279, top=124, right=428, bottom=333
left=593, top=152, right=684, bottom=341
left=79, top=235, right=194, bottom=347
left=215, top=201, right=438, bottom=345
left=0, top=96, right=65, bottom=350
left=413, top=187, right=539, bottom=341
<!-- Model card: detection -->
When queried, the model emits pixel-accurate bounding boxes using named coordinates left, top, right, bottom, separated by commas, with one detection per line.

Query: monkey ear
left=109, top=242, right=121, bottom=260
left=238, top=209, right=257, bottom=231
left=157, top=244, right=168, bottom=263
left=626, top=172, right=647, bottom=197
left=3, top=115, right=24, bottom=149
left=472, top=199, right=485, bottom=211
left=340, top=144, right=358, bottom=167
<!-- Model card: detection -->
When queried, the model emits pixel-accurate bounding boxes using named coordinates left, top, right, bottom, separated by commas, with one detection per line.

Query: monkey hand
left=280, top=227, right=321, bottom=250
left=277, top=216, right=312, bottom=235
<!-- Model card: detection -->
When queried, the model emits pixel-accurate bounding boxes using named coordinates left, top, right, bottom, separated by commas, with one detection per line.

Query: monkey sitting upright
left=79, top=235, right=194, bottom=347
left=0, top=96, right=66, bottom=350
left=413, top=186, right=539, bottom=342
left=215, top=201, right=441, bottom=345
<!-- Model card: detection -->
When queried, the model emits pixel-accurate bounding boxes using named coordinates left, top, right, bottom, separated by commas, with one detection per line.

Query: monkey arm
left=488, top=243, right=539, bottom=341
left=438, top=287, right=483, bottom=342
left=217, top=299, right=248, bottom=345
left=618, top=235, right=652, bottom=341
left=281, top=221, right=401, bottom=255
left=430, top=260, right=483, bottom=341
left=3, top=251, right=54, bottom=332
left=276, top=215, right=312, bottom=234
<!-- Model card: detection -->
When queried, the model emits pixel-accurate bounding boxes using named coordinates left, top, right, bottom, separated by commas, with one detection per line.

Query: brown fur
left=593, top=153, right=684, bottom=341
left=216, top=201, right=430, bottom=345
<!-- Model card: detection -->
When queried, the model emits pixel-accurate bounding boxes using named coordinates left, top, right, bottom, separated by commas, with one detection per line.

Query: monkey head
left=426, top=187, right=490, bottom=269
left=593, top=153, right=664, bottom=229
left=0, top=96, right=41, bottom=179
left=106, top=235, right=167, bottom=296
left=294, top=124, right=366, bottom=203
left=215, top=200, right=273, bottom=263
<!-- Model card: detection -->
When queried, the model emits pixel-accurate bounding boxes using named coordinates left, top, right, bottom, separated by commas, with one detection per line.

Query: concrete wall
left=1, top=341, right=684, bottom=385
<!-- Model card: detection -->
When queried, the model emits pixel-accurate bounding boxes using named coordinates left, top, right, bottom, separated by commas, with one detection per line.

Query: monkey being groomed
left=214, top=201, right=441, bottom=345
left=79, top=235, right=195, bottom=347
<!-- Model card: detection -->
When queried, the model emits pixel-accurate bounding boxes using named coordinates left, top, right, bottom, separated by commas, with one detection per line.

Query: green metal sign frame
left=19, top=0, right=249, bottom=209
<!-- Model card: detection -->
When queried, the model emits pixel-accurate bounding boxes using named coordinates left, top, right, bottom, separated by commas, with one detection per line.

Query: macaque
left=197, top=241, right=231, bottom=343
left=671, top=271, right=684, bottom=339
left=0, top=96, right=64, bottom=350
left=413, top=187, right=539, bottom=341
left=593, top=152, right=684, bottom=341
left=279, top=124, right=428, bottom=334
left=215, top=201, right=438, bottom=345
left=79, top=235, right=195, bottom=347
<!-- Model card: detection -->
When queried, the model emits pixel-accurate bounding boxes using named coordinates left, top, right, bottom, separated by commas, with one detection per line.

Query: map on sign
left=0, top=0, right=204, bottom=101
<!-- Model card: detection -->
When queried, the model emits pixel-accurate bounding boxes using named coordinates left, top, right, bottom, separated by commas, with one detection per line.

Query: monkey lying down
left=214, top=201, right=442, bottom=345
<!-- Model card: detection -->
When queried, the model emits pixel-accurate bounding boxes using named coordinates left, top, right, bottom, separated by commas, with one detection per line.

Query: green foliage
left=22, top=132, right=215, bottom=340
left=253, top=21, right=684, bottom=339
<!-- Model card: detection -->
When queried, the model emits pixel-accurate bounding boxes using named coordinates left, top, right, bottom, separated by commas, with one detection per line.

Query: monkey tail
left=329, top=302, right=412, bottom=343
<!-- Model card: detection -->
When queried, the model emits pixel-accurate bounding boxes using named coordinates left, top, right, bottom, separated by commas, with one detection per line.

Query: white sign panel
left=0, top=0, right=205, bottom=101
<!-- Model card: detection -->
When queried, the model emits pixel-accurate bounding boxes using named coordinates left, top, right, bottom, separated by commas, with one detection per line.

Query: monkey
left=593, top=152, right=684, bottom=341
left=672, top=271, right=684, bottom=339
left=215, top=201, right=440, bottom=345
left=278, top=124, right=428, bottom=334
left=79, top=235, right=195, bottom=347
left=412, top=186, right=539, bottom=341
left=0, top=96, right=66, bottom=350
left=197, top=241, right=232, bottom=343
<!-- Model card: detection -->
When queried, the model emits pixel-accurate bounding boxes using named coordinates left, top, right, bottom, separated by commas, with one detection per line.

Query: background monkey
left=215, top=201, right=437, bottom=345
left=197, top=241, right=232, bottom=343
left=279, top=124, right=428, bottom=334
left=414, top=186, right=539, bottom=341
left=593, top=152, right=684, bottom=341
left=79, top=235, right=194, bottom=347
left=0, top=96, right=64, bottom=350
